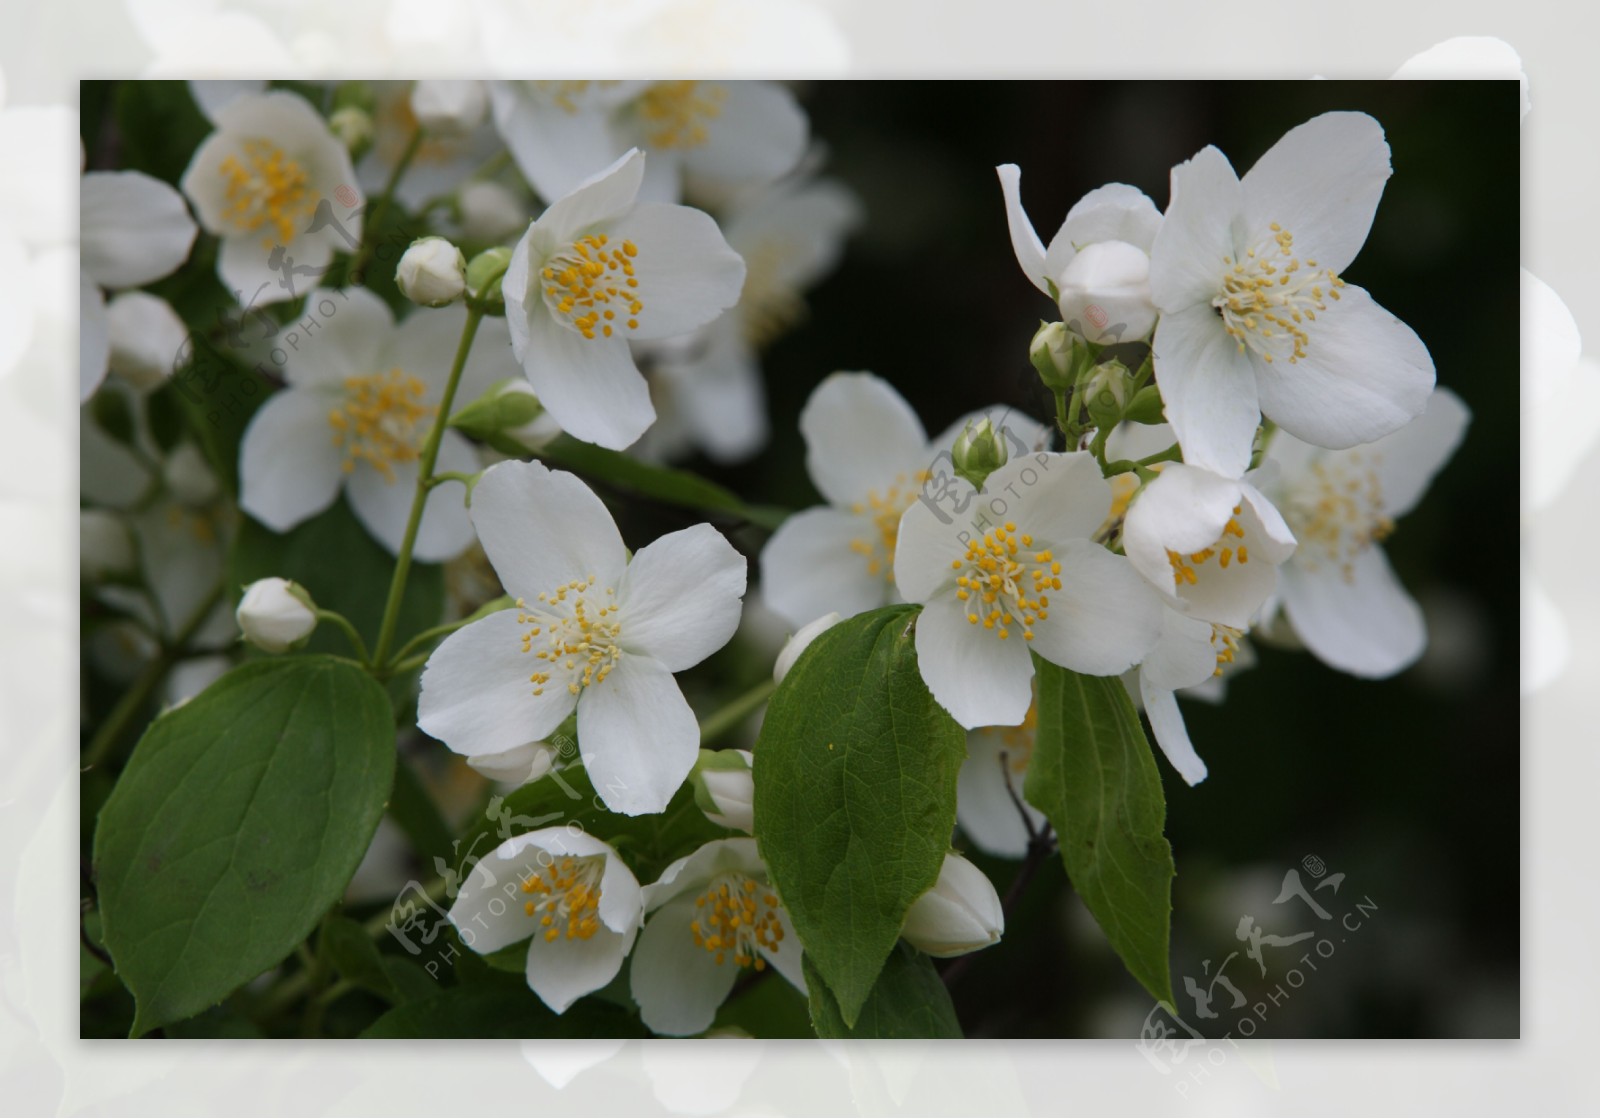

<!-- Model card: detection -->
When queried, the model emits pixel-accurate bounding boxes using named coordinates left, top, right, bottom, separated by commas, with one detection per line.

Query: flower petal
left=1240, top=111, right=1390, bottom=276
left=520, top=308, right=654, bottom=450
left=346, top=429, right=479, bottom=562
left=447, top=833, right=544, bottom=955
left=237, top=388, right=345, bottom=532
left=603, top=202, right=746, bottom=341
left=540, top=148, right=646, bottom=242
left=658, top=321, right=768, bottom=463
left=1138, top=674, right=1208, bottom=786
left=618, top=524, right=746, bottom=671
left=79, top=271, right=108, bottom=400
left=956, top=728, right=1041, bottom=859
left=995, top=163, right=1049, bottom=295
left=800, top=371, right=929, bottom=508
left=1251, top=285, right=1434, bottom=451
left=1365, top=386, right=1470, bottom=519
left=914, top=592, right=1035, bottom=730
left=1281, top=545, right=1425, bottom=678
left=1027, top=541, right=1162, bottom=676
left=758, top=905, right=807, bottom=993
left=488, top=82, right=628, bottom=206
left=1149, top=145, right=1241, bottom=312
left=1060, top=183, right=1163, bottom=254
left=578, top=654, right=700, bottom=816
left=629, top=896, right=740, bottom=1036
left=1140, top=607, right=1219, bottom=692
left=984, top=451, right=1113, bottom=549
left=279, top=287, right=393, bottom=387
left=891, top=487, right=973, bottom=605
left=1152, top=303, right=1261, bottom=478
left=527, top=926, right=633, bottom=1014
left=80, top=171, right=198, bottom=289
left=682, top=80, right=807, bottom=187
left=418, top=608, right=579, bottom=756
left=469, top=459, right=628, bottom=599
left=761, top=506, right=894, bottom=627
left=216, top=231, right=332, bottom=309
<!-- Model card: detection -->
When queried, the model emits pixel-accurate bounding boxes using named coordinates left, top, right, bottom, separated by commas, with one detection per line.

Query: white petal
left=891, top=488, right=973, bottom=605
left=418, top=609, right=579, bottom=756
left=386, top=303, right=483, bottom=398
left=660, top=322, right=768, bottom=463
left=760, top=506, right=894, bottom=627
left=237, top=389, right=345, bottom=532
left=1138, top=675, right=1208, bottom=786
left=722, top=176, right=861, bottom=294
left=682, top=81, right=807, bottom=187
left=1252, top=285, right=1434, bottom=451
left=995, top=164, right=1049, bottom=295
left=1240, top=111, right=1390, bottom=277
left=983, top=451, right=1113, bottom=548
left=1365, top=386, right=1471, bottom=519
left=1027, top=542, right=1162, bottom=676
left=641, top=836, right=763, bottom=913
left=1282, top=546, right=1425, bottom=679
left=346, top=430, right=479, bottom=562
left=447, top=834, right=544, bottom=955
left=630, top=897, right=740, bottom=1036
left=758, top=904, right=807, bottom=994
left=216, top=232, right=333, bottom=309
left=489, top=82, right=627, bottom=206
left=956, top=728, right=1041, bottom=859
left=577, top=655, right=700, bottom=816
left=521, top=309, right=654, bottom=450
left=1152, top=304, right=1261, bottom=478
left=527, top=926, right=633, bottom=1014
left=800, top=371, right=929, bottom=507
left=79, top=272, right=108, bottom=401
left=280, top=287, right=393, bottom=387
left=188, top=79, right=268, bottom=123
left=1059, top=183, right=1163, bottom=254
left=603, top=202, right=746, bottom=341
left=914, top=592, right=1035, bottom=730
left=469, top=459, right=628, bottom=600
left=1149, top=145, right=1241, bottom=312
left=1140, top=607, right=1219, bottom=692
left=79, top=171, right=198, bottom=289
left=618, top=525, right=746, bottom=671
left=539, top=148, right=646, bottom=243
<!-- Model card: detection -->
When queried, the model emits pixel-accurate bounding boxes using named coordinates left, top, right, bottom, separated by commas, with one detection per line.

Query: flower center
left=516, top=576, right=623, bottom=698
left=740, top=238, right=807, bottom=349
left=1166, top=505, right=1250, bottom=586
left=1210, top=623, right=1243, bottom=676
left=690, top=873, right=784, bottom=969
left=520, top=855, right=604, bottom=942
left=952, top=521, right=1061, bottom=642
left=218, top=139, right=315, bottom=249
left=1214, top=224, right=1346, bottom=365
left=637, top=81, right=727, bottom=150
left=1284, top=455, right=1392, bottom=581
left=327, top=369, right=436, bottom=482
left=541, top=234, right=643, bottom=340
left=849, top=472, right=929, bottom=581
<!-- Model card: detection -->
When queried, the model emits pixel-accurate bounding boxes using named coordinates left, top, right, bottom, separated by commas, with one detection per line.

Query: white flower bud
left=1055, top=240, right=1157, bottom=344
left=236, top=577, right=318, bottom=654
left=1029, top=320, right=1076, bottom=391
left=105, top=291, right=187, bottom=391
left=396, top=236, right=467, bottom=307
left=773, top=611, right=842, bottom=683
left=409, top=80, right=487, bottom=135
left=164, top=442, right=220, bottom=506
left=457, top=180, right=528, bottom=244
left=900, top=852, right=1004, bottom=958
left=80, top=509, right=134, bottom=582
left=327, top=105, right=375, bottom=155
left=697, top=749, right=755, bottom=832
left=466, top=740, right=557, bottom=786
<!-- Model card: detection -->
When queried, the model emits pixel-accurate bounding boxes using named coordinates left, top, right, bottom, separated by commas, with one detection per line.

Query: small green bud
left=1029, top=320, right=1078, bottom=391
left=1083, top=359, right=1133, bottom=427
left=1124, top=383, right=1166, bottom=425
left=465, top=246, right=514, bottom=314
left=951, top=416, right=1009, bottom=490
left=449, top=378, right=550, bottom=452
left=327, top=106, right=375, bottom=160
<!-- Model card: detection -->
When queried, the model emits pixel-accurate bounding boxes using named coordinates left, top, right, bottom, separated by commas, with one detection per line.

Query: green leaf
left=113, top=80, right=212, bottom=185
left=93, top=656, right=396, bottom=1035
left=321, top=915, right=402, bottom=1004
left=230, top=497, right=445, bottom=656
left=359, top=974, right=646, bottom=1038
left=804, top=944, right=962, bottom=1039
left=1026, top=655, right=1175, bottom=1005
left=536, top=435, right=789, bottom=531
left=751, top=604, right=966, bottom=1027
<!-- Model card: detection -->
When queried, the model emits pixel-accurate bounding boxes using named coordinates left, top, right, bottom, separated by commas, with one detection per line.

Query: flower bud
left=1054, top=240, right=1157, bottom=344
left=457, top=180, right=528, bottom=244
left=80, top=509, right=134, bottom=582
left=396, top=236, right=467, bottom=307
left=773, top=611, right=841, bottom=683
left=328, top=106, right=375, bottom=159
left=465, top=245, right=513, bottom=312
left=1123, top=383, right=1166, bottom=426
left=951, top=416, right=1008, bottom=490
left=692, top=749, right=754, bottom=833
left=106, top=291, right=187, bottom=391
left=900, top=852, right=1004, bottom=958
left=466, top=740, right=557, bottom=786
left=410, top=80, right=487, bottom=135
left=1029, top=320, right=1078, bottom=392
left=236, top=577, right=318, bottom=654
left=449, top=377, right=555, bottom=451
left=1083, top=359, right=1133, bottom=427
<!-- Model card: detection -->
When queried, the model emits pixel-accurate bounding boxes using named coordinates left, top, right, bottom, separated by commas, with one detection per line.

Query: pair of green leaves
left=752, top=605, right=1176, bottom=1038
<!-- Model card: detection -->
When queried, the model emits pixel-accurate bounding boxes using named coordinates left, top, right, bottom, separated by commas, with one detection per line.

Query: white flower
left=489, top=80, right=807, bottom=206
left=956, top=698, right=1047, bottom=860
left=695, top=749, right=755, bottom=833
left=501, top=149, right=746, bottom=451
left=456, top=179, right=529, bottom=244
left=900, top=853, right=1004, bottom=958
left=237, top=289, right=513, bottom=561
left=760, top=371, right=1049, bottom=628
left=894, top=451, right=1163, bottom=729
left=465, top=740, right=559, bottom=786
left=181, top=91, right=363, bottom=307
left=1148, top=111, right=1435, bottom=477
left=449, top=828, right=644, bottom=1014
left=355, top=81, right=504, bottom=214
left=998, top=166, right=1162, bottom=343
left=395, top=236, right=467, bottom=307
left=409, top=80, right=488, bottom=136
left=418, top=460, right=748, bottom=815
left=104, top=291, right=188, bottom=392
left=1258, top=387, right=1470, bottom=677
left=79, top=170, right=198, bottom=398
left=1128, top=610, right=1233, bottom=788
left=629, top=837, right=803, bottom=1036
left=236, top=577, right=317, bottom=653
left=773, top=611, right=841, bottom=683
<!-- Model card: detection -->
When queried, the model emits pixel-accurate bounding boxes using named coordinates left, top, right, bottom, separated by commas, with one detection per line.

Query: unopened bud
left=1029, top=320, right=1078, bottom=391
left=465, top=245, right=513, bottom=313
left=1123, top=383, right=1166, bottom=425
left=106, top=292, right=187, bottom=391
left=328, top=106, right=375, bottom=159
left=466, top=740, right=557, bottom=786
left=1084, top=359, right=1133, bottom=426
left=692, top=749, right=755, bottom=833
left=900, top=852, right=1004, bottom=958
left=396, top=236, right=467, bottom=307
left=457, top=180, right=528, bottom=244
left=80, top=509, right=134, bottom=582
left=773, top=612, right=841, bottom=683
left=449, top=377, right=553, bottom=451
left=236, top=577, right=318, bottom=654
left=951, top=416, right=1009, bottom=490
left=410, top=80, right=487, bottom=135
left=1055, top=240, right=1157, bottom=344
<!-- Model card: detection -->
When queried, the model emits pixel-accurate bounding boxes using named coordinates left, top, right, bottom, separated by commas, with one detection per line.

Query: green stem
left=1138, top=443, right=1184, bottom=468
left=386, top=617, right=475, bottom=671
left=370, top=307, right=485, bottom=671
left=426, top=470, right=477, bottom=492
left=699, top=678, right=777, bottom=748
left=348, top=127, right=424, bottom=284
left=82, top=582, right=226, bottom=769
left=317, top=609, right=370, bottom=664
left=1131, top=348, right=1155, bottom=394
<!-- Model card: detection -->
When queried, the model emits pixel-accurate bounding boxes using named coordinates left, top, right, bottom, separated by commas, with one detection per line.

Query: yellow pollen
left=637, top=81, right=728, bottom=150
left=517, top=575, right=623, bottom=697
left=848, top=471, right=933, bottom=582
left=326, top=369, right=436, bottom=483
left=1285, top=454, right=1393, bottom=582
left=520, top=856, right=604, bottom=941
left=955, top=523, right=1057, bottom=642
left=1210, top=624, right=1244, bottom=676
left=543, top=234, right=644, bottom=340
left=689, top=872, right=784, bottom=969
left=217, top=139, right=316, bottom=249
left=1215, top=225, right=1346, bottom=364
left=1166, top=505, right=1251, bottom=588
